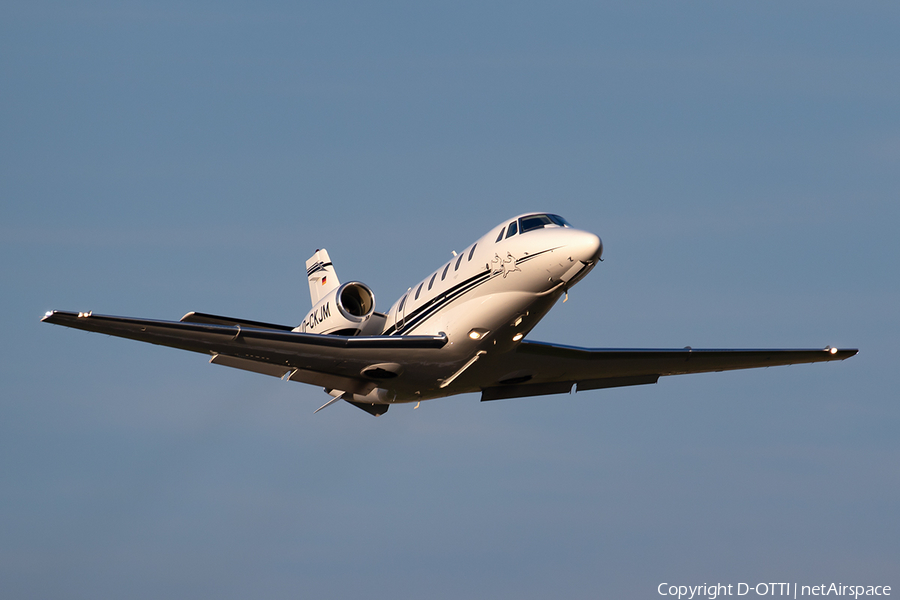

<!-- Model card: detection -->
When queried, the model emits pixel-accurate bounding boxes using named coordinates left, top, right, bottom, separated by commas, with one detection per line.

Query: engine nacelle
left=295, top=281, right=377, bottom=336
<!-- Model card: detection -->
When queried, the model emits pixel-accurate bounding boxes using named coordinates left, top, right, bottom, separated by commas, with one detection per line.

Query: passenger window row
left=406, top=242, right=480, bottom=313
left=402, top=215, right=571, bottom=319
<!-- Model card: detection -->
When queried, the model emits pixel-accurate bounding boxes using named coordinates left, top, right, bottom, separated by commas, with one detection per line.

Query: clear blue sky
left=2, top=2, right=898, bottom=598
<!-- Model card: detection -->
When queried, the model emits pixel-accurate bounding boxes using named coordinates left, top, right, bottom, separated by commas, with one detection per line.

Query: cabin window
left=415, top=283, right=423, bottom=300
left=495, top=227, right=505, bottom=242
left=428, top=272, right=436, bottom=290
left=468, top=243, right=477, bottom=261
left=455, top=253, right=464, bottom=271
left=442, top=262, right=450, bottom=280
left=505, top=221, right=518, bottom=238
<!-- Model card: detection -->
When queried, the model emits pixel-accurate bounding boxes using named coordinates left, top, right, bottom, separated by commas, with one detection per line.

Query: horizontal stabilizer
left=346, top=400, right=389, bottom=416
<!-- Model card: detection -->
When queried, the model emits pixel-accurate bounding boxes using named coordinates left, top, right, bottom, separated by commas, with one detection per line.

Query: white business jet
left=42, top=213, right=856, bottom=416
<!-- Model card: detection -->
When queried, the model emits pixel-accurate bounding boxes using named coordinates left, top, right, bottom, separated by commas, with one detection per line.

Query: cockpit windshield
left=518, top=214, right=571, bottom=234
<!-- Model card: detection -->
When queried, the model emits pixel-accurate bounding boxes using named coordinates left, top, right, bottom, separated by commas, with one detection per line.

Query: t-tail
left=306, top=249, right=341, bottom=306
left=299, top=249, right=382, bottom=337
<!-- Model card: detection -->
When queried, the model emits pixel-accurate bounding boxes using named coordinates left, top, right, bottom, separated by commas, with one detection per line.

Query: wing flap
left=210, top=353, right=375, bottom=395
left=287, top=368, right=376, bottom=396
left=210, top=354, right=293, bottom=378
left=577, top=374, right=661, bottom=391
left=482, top=381, right=573, bottom=401
left=481, top=374, right=660, bottom=401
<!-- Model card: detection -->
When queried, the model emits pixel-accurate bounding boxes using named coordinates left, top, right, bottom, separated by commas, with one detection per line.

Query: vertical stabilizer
left=306, top=249, right=341, bottom=306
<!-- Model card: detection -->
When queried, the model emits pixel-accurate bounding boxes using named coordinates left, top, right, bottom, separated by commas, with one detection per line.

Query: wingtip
left=41, top=310, right=94, bottom=324
left=826, top=346, right=858, bottom=360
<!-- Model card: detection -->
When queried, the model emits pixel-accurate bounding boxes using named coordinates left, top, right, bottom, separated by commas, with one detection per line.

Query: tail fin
left=306, top=249, right=341, bottom=305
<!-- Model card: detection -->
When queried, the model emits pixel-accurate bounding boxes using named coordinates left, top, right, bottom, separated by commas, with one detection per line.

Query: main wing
left=41, top=310, right=446, bottom=397
left=477, top=340, right=857, bottom=401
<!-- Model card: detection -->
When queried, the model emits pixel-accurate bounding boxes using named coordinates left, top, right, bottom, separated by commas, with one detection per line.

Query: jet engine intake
left=296, top=281, right=376, bottom=335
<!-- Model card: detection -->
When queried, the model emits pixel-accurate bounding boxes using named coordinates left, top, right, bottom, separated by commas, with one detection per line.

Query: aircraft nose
left=572, top=230, right=602, bottom=263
